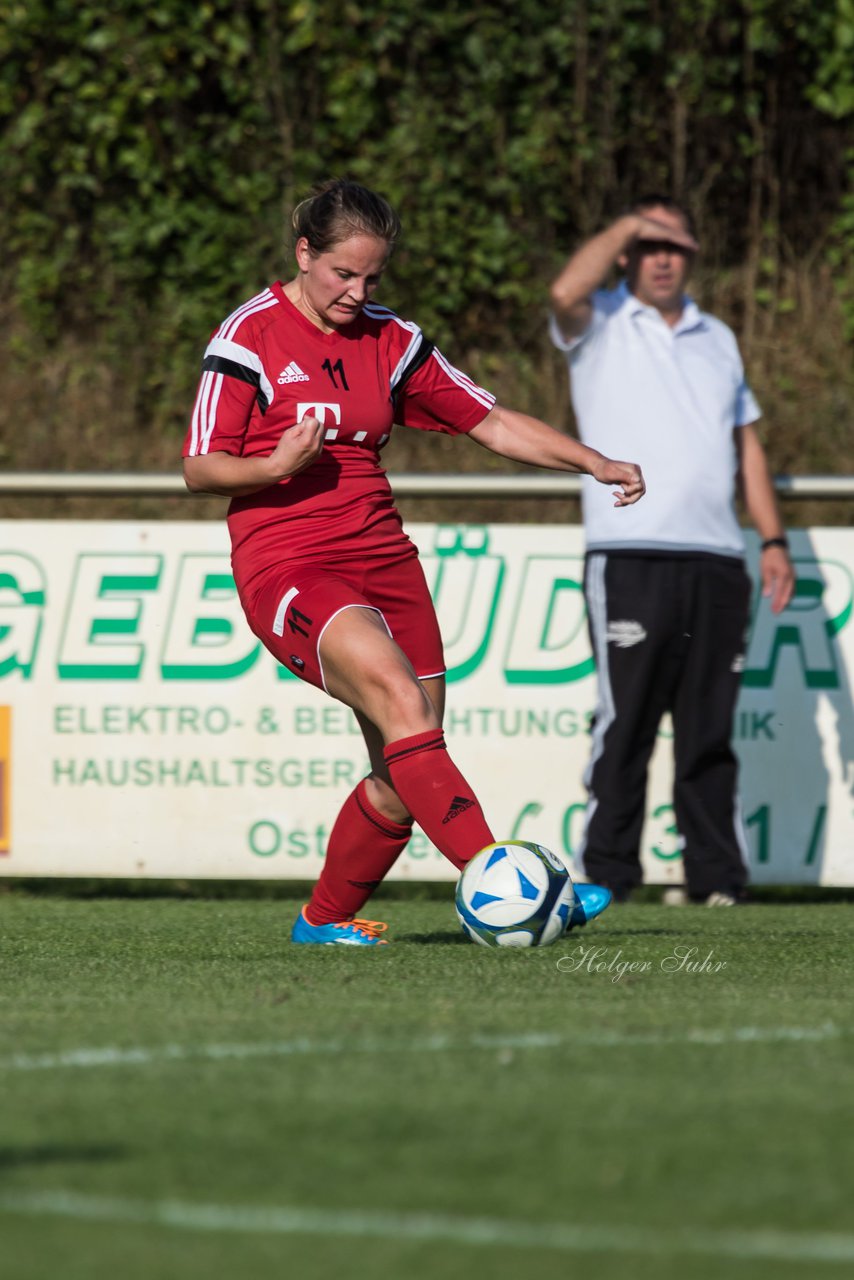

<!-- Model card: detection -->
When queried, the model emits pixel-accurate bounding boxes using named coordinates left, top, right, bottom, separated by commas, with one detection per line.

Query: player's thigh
left=361, top=553, right=446, bottom=682
left=320, top=606, right=437, bottom=732
left=246, top=556, right=446, bottom=732
left=246, top=568, right=381, bottom=693
left=323, top=554, right=446, bottom=729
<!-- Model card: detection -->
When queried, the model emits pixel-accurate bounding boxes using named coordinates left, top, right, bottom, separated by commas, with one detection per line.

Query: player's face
left=295, top=234, right=390, bottom=331
left=625, top=206, right=694, bottom=315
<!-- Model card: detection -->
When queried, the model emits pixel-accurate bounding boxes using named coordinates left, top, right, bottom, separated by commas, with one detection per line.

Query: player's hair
left=631, top=193, right=697, bottom=241
left=292, top=179, right=401, bottom=254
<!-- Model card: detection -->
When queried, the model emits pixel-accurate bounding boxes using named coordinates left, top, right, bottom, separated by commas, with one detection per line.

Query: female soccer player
left=183, top=179, right=645, bottom=945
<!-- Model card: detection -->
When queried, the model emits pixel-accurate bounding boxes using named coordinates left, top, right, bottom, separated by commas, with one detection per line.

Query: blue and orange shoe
left=569, top=883, right=612, bottom=929
left=291, top=909, right=389, bottom=946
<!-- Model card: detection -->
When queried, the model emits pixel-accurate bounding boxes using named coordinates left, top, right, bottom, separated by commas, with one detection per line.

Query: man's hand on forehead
left=634, top=212, right=699, bottom=254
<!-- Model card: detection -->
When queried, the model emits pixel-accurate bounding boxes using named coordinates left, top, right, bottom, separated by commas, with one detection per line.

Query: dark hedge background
left=1, top=0, right=852, bottom=520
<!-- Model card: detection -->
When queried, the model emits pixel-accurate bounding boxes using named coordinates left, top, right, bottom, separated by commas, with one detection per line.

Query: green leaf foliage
left=0, top=0, right=851, bottom=458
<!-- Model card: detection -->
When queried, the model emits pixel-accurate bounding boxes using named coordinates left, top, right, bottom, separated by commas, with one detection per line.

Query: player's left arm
left=736, top=422, right=795, bottom=614
left=468, top=404, right=645, bottom=507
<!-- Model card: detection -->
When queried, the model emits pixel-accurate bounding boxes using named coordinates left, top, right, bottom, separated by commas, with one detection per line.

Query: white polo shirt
left=550, top=282, right=761, bottom=557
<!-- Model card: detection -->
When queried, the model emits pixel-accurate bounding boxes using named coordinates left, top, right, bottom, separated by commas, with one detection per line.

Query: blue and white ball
left=455, top=841, right=576, bottom=948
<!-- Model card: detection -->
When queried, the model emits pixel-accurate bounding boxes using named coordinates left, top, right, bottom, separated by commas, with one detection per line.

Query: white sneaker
left=663, top=888, right=738, bottom=907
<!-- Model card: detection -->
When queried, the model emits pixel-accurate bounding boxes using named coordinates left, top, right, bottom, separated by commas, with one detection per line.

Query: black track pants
left=579, top=552, right=752, bottom=899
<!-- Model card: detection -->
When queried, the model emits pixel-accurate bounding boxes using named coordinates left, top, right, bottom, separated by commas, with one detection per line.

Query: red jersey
left=183, top=284, right=495, bottom=606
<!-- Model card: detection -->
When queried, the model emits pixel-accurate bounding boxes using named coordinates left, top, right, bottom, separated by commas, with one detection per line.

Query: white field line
left=0, top=1022, right=846, bottom=1073
left=0, top=1190, right=853, bottom=1264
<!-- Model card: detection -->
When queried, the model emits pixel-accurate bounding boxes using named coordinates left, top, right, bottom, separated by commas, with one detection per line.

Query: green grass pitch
left=1, top=888, right=852, bottom=1280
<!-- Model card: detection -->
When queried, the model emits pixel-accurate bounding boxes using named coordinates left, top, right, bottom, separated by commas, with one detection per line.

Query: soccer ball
left=455, top=841, right=576, bottom=949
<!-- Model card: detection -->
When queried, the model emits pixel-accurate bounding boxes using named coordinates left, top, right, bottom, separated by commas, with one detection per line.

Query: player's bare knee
left=368, top=668, right=437, bottom=734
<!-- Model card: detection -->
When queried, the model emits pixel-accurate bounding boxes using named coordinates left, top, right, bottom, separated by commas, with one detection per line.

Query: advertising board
left=1, top=521, right=851, bottom=884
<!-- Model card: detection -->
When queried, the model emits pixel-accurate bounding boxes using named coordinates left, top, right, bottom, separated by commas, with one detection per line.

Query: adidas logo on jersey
left=277, top=362, right=310, bottom=384
left=442, top=795, right=475, bottom=824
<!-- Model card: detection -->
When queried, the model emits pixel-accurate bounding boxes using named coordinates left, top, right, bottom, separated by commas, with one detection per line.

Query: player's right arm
left=183, top=299, right=325, bottom=496
left=183, top=416, right=326, bottom=496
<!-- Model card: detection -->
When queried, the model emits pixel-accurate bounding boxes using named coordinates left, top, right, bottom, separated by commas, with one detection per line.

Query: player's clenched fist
left=270, top=414, right=326, bottom=478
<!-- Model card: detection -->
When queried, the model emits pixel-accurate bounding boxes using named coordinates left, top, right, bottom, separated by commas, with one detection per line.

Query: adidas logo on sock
left=277, top=361, right=310, bottom=384
left=442, top=795, right=475, bottom=824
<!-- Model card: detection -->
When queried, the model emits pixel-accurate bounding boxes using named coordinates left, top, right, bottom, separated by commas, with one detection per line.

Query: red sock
left=306, top=779, right=413, bottom=925
left=383, top=730, right=493, bottom=871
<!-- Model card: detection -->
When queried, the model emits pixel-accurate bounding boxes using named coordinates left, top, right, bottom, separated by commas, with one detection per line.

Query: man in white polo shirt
left=549, top=195, right=795, bottom=905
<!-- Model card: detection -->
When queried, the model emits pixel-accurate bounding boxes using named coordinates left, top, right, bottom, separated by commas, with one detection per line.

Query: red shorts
left=244, top=553, right=445, bottom=693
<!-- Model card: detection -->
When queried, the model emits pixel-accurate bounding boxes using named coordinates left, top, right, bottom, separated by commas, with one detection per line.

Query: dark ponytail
left=292, top=179, right=401, bottom=254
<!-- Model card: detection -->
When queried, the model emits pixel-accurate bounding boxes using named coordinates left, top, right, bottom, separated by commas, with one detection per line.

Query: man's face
left=625, top=206, right=695, bottom=314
